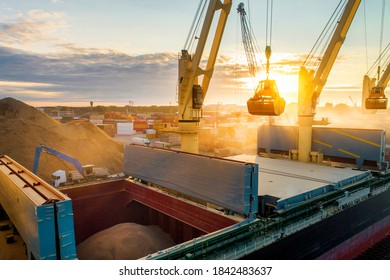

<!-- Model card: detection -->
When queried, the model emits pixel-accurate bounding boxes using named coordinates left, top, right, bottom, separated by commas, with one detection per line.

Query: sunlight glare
left=238, top=72, right=298, bottom=105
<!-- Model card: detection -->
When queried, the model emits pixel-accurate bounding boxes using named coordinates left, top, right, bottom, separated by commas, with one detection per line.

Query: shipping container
left=117, top=123, right=136, bottom=135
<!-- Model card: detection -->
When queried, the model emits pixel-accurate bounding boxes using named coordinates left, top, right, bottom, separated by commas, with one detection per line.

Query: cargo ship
left=1, top=0, right=389, bottom=260
left=1, top=123, right=389, bottom=260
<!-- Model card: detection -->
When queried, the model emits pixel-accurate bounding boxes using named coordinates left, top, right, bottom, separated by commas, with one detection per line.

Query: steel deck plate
left=226, top=155, right=371, bottom=201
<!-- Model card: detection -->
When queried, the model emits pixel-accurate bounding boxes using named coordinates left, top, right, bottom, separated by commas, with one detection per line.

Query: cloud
left=0, top=81, right=56, bottom=88
left=0, top=10, right=68, bottom=46
left=323, top=84, right=362, bottom=92
left=0, top=80, right=61, bottom=99
left=0, top=44, right=361, bottom=106
left=0, top=45, right=178, bottom=105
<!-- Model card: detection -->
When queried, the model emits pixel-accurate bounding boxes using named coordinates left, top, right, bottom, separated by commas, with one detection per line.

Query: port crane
left=297, top=0, right=361, bottom=162
left=363, top=43, right=390, bottom=110
left=237, top=1, right=286, bottom=116
left=177, top=0, right=232, bottom=154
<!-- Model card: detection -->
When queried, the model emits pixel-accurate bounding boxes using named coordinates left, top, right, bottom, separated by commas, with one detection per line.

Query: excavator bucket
left=365, top=87, right=388, bottom=110
left=247, top=79, right=286, bottom=116
left=247, top=97, right=286, bottom=116
left=365, top=97, right=388, bottom=109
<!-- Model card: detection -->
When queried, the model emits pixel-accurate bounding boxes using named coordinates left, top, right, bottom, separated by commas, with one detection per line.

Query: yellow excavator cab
left=247, top=79, right=286, bottom=116
left=365, top=86, right=388, bottom=110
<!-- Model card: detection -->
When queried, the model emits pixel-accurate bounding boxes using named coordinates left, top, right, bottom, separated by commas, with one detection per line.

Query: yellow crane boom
left=298, top=0, right=361, bottom=162
left=178, top=0, right=232, bottom=153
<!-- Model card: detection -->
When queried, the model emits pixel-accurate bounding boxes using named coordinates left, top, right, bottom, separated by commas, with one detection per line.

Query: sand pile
left=76, top=223, right=175, bottom=259
left=0, top=97, right=124, bottom=182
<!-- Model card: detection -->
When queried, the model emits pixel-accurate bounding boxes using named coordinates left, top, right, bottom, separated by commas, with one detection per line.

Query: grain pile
left=0, top=97, right=124, bottom=182
left=76, top=223, right=175, bottom=259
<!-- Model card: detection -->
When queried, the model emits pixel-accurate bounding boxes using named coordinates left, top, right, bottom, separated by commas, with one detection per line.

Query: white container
left=117, top=123, right=135, bottom=135
left=145, top=129, right=156, bottom=134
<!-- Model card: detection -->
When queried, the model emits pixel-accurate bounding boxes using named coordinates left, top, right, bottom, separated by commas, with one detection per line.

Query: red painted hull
left=61, top=179, right=237, bottom=245
left=317, top=214, right=390, bottom=259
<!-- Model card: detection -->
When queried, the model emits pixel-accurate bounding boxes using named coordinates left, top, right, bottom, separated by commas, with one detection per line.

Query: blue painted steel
left=0, top=155, right=77, bottom=260
left=312, top=127, right=386, bottom=168
left=273, top=171, right=371, bottom=212
left=36, top=205, right=58, bottom=259
left=258, top=125, right=298, bottom=153
left=258, top=125, right=387, bottom=170
left=123, top=145, right=259, bottom=216
left=56, top=200, right=77, bottom=260
left=33, top=145, right=84, bottom=175
left=241, top=164, right=259, bottom=216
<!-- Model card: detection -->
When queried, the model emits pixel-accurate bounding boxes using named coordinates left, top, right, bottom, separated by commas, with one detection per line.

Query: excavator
left=33, top=145, right=85, bottom=176
left=363, top=44, right=390, bottom=110
left=297, top=0, right=361, bottom=162
left=237, top=1, right=286, bottom=116
left=33, top=145, right=109, bottom=187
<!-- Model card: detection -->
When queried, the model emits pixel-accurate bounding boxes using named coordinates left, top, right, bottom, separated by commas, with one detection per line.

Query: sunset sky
left=0, top=0, right=389, bottom=107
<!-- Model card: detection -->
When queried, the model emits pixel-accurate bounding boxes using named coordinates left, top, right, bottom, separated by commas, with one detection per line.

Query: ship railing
left=219, top=212, right=326, bottom=259
left=284, top=212, right=323, bottom=235
left=221, top=233, right=279, bottom=260
left=215, top=179, right=390, bottom=259
left=371, top=185, right=389, bottom=196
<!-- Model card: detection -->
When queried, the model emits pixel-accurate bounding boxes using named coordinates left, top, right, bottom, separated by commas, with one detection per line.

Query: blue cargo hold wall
left=123, top=144, right=258, bottom=216
left=258, top=125, right=387, bottom=169
left=0, top=155, right=77, bottom=260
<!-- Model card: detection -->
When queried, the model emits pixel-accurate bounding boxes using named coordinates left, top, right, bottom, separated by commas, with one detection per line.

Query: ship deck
left=227, top=155, right=371, bottom=211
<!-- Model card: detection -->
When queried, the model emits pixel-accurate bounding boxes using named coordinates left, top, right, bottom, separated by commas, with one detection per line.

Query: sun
left=239, top=72, right=299, bottom=105
left=268, top=73, right=299, bottom=105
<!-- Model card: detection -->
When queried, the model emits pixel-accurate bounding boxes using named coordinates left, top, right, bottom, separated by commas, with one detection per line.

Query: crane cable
left=365, top=0, right=389, bottom=80
left=265, top=0, right=273, bottom=78
left=247, top=0, right=263, bottom=64
left=303, top=0, right=346, bottom=69
left=363, top=0, right=369, bottom=72
left=367, top=43, right=390, bottom=77
left=378, top=0, right=386, bottom=80
left=184, top=0, right=207, bottom=53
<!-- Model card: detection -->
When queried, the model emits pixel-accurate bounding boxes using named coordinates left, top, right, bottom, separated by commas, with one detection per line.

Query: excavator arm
left=33, top=145, right=84, bottom=176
